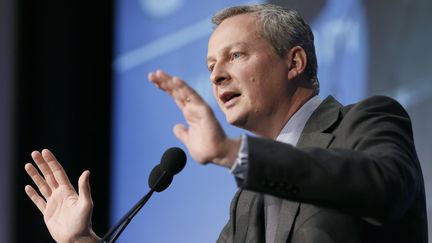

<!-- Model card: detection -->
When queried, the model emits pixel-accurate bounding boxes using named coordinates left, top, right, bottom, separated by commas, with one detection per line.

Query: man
left=24, top=4, right=427, bottom=243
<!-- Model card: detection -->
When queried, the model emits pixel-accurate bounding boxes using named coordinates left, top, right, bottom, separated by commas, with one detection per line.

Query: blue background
left=111, top=0, right=431, bottom=242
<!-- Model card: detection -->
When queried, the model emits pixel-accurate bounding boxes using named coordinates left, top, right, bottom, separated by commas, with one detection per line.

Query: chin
left=225, top=112, right=248, bottom=128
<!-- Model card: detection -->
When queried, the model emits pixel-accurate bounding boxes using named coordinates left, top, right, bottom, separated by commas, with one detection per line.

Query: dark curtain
left=13, top=0, right=112, bottom=242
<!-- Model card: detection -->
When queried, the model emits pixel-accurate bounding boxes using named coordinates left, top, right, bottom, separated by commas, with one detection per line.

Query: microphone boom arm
left=100, top=170, right=167, bottom=243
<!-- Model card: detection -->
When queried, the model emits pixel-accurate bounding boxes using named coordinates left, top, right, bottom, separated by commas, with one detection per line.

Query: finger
left=31, top=151, right=59, bottom=189
left=171, top=77, right=207, bottom=108
left=149, top=70, right=203, bottom=107
left=78, top=170, right=93, bottom=205
left=41, top=149, right=74, bottom=187
left=148, top=70, right=170, bottom=92
left=25, top=163, right=52, bottom=199
left=148, top=70, right=178, bottom=93
left=173, top=124, right=189, bottom=145
left=25, top=185, right=47, bottom=213
left=149, top=70, right=181, bottom=97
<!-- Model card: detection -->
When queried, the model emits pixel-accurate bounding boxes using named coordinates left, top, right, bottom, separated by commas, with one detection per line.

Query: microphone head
left=148, top=164, right=173, bottom=192
left=160, top=147, right=187, bottom=175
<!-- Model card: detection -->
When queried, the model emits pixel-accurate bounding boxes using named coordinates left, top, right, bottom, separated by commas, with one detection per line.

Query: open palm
left=148, top=70, right=240, bottom=168
left=24, top=149, right=99, bottom=243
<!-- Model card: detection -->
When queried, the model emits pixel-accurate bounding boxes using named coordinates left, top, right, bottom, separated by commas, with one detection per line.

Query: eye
left=231, top=52, right=243, bottom=60
left=208, top=64, right=215, bottom=72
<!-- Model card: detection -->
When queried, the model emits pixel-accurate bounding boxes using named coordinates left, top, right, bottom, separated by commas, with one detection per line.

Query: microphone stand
left=100, top=170, right=167, bottom=243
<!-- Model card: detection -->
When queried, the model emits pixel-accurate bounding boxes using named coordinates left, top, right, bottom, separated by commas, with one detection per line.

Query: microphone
left=149, top=147, right=186, bottom=192
left=101, top=147, right=187, bottom=243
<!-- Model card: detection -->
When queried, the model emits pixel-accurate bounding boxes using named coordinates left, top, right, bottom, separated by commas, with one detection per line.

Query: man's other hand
left=24, top=149, right=100, bottom=243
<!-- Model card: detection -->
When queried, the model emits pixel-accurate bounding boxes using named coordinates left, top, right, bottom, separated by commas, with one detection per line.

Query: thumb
left=173, top=123, right=188, bottom=145
left=78, top=170, right=93, bottom=204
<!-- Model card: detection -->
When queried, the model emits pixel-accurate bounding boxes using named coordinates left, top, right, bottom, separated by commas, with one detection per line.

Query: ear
left=286, top=46, right=307, bottom=80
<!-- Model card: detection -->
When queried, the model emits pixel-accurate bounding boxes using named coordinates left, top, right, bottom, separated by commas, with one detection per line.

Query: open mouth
left=220, top=91, right=241, bottom=104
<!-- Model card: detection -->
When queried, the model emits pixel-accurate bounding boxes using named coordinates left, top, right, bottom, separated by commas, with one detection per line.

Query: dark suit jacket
left=217, top=96, right=427, bottom=243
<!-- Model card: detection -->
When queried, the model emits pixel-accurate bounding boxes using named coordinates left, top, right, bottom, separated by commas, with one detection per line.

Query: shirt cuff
left=230, top=135, right=249, bottom=180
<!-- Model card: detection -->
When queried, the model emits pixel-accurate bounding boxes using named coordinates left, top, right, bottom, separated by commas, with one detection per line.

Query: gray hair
left=212, top=4, right=319, bottom=94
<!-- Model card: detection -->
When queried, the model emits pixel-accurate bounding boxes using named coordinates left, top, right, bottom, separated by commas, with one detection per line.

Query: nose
left=210, top=62, right=229, bottom=85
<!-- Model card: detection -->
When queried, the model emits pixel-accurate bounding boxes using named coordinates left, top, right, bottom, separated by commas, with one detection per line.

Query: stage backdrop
left=0, top=0, right=15, bottom=241
left=112, top=0, right=431, bottom=242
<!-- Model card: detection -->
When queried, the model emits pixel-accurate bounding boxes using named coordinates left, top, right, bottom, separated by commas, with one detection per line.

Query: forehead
left=207, top=14, right=262, bottom=59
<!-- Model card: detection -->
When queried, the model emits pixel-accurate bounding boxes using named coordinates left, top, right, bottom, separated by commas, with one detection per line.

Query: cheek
left=248, top=76, right=281, bottom=111
left=243, top=81, right=266, bottom=111
left=212, top=84, right=224, bottom=109
left=212, top=84, right=217, bottom=98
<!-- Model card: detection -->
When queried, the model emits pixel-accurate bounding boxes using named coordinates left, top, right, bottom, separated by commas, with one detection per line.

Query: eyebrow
left=205, top=42, right=248, bottom=65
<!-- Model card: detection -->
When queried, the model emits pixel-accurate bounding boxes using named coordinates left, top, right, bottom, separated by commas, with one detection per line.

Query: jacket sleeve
left=241, top=96, right=423, bottom=225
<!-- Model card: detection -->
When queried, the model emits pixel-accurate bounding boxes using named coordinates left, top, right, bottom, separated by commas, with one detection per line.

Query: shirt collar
left=276, top=95, right=322, bottom=145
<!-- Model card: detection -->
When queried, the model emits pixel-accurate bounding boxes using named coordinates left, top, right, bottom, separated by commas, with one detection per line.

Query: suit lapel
left=234, top=190, right=265, bottom=243
left=274, top=200, right=300, bottom=243
left=274, top=96, right=342, bottom=243
left=297, top=96, right=341, bottom=149
left=298, top=133, right=334, bottom=149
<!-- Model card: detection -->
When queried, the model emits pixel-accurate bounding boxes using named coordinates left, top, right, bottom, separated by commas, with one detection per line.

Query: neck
left=250, top=87, right=315, bottom=139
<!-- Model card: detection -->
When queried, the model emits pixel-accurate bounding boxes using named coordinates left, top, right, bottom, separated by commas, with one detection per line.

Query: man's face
left=207, top=14, right=293, bottom=131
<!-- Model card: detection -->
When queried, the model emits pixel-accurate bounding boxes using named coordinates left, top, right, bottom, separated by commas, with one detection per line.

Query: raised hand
left=148, top=70, right=240, bottom=168
left=24, top=149, right=100, bottom=243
